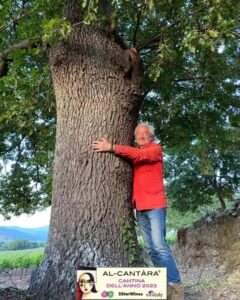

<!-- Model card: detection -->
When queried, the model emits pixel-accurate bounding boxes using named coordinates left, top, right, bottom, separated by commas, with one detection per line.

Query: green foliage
left=119, top=219, right=139, bottom=266
left=0, top=249, right=44, bottom=269
left=166, top=230, right=176, bottom=246
left=7, top=239, right=31, bottom=250
left=164, top=197, right=236, bottom=245
left=0, top=52, right=55, bottom=217
left=0, top=239, right=46, bottom=251
left=0, top=0, right=239, bottom=216
left=42, top=18, right=72, bottom=46
left=81, top=0, right=100, bottom=25
left=139, top=0, right=240, bottom=209
left=163, top=137, right=240, bottom=211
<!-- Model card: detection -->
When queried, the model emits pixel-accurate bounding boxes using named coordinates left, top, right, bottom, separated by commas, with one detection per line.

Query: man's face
left=135, top=125, right=152, bottom=148
left=79, top=273, right=94, bottom=294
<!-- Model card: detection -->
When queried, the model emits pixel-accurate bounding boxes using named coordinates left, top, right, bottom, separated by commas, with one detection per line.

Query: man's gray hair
left=134, top=123, right=155, bottom=140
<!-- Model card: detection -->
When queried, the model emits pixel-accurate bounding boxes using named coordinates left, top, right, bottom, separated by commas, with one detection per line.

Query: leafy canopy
left=0, top=0, right=239, bottom=217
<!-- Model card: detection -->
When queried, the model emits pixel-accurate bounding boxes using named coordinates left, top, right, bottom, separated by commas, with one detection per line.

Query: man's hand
left=91, top=138, right=113, bottom=152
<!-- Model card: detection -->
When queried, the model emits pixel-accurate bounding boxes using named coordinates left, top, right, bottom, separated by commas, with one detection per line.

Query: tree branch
left=0, top=40, right=40, bottom=77
left=132, top=3, right=144, bottom=48
left=138, top=31, right=163, bottom=51
left=0, top=8, right=38, bottom=33
left=138, top=4, right=210, bottom=51
left=0, top=40, right=35, bottom=59
left=142, top=75, right=209, bottom=98
left=230, top=30, right=240, bottom=39
left=174, top=76, right=209, bottom=82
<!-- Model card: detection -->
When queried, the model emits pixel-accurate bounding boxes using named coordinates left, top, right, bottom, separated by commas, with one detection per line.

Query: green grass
left=0, top=248, right=44, bottom=269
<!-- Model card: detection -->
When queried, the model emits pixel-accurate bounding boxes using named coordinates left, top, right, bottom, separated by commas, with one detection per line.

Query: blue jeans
left=136, top=208, right=181, bottom=283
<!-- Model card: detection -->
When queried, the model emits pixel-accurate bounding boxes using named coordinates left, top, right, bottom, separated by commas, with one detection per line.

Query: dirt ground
left=184, top=269, right=240, bottom=300
left=0, top=269, right=32, bottom=300
left=0, top=268, right=33, bottom=290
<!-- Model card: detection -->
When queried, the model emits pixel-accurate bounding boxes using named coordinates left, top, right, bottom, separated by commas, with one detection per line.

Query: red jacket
left=115, top=142, right=167, bottom=210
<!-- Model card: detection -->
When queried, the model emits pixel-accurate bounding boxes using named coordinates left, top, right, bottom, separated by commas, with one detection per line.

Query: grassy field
left=0, top=248, right=44, bottom=269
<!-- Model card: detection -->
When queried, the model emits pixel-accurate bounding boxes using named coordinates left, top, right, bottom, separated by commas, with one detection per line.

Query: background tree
left=164, top=143, right=240, bottom=211
left=6, top=239, right=31, bottom=250
left=140, top=1, right=240, bottom=209
left=141, top=37, right=240, bottom=210
left=0, top=0, right=239, bottom=298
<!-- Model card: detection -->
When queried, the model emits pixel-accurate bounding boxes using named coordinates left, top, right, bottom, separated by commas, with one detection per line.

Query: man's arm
left=114, top=144, right=162, bottom=164
left=91, top=138, right=162, bottom=164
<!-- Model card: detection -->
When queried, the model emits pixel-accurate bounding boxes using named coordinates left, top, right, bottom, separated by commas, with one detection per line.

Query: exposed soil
left=0, top=268, right=33, bottom=290
left=0, top=287, right=31, bottom=300
left=0, top=269, right=32, bottom=300
left=184, top=269, right=240, bottom=300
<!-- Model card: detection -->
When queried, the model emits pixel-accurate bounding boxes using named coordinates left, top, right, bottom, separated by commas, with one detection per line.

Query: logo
left=146, top=290, right=163, bottom=297
left=101, top=290, right=114, bottom=298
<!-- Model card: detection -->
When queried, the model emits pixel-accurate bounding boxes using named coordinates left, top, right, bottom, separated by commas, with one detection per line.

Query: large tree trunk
left=30, top=25, right=143, bottom=299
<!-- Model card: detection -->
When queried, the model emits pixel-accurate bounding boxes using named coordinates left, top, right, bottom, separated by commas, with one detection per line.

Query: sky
left=0, top=161, right=51, bottom=228
left=0, top=207, right=51, bottom=228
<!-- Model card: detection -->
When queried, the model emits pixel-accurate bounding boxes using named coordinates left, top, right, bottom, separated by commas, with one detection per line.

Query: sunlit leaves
left=81, top=0, right=100, bottom=24
left=0, top=0, right=239, bottom=216
left=0, top=47, right=55, bottom=217
left=42, top=18, right=72, bottom=45
left=149, top=43, right=176, bottom=81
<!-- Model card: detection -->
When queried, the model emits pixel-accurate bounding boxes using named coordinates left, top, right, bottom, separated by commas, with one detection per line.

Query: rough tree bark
left=214, top=186, right=226, bottom=209
left=29, top=20, right=143, bottom=300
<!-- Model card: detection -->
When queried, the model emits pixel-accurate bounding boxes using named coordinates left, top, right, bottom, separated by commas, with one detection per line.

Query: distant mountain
left=0, top=226, right=49, bottom=242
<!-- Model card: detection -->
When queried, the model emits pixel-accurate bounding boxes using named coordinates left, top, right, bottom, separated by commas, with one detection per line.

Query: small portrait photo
left=76, top=269, right=98, bottom=300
